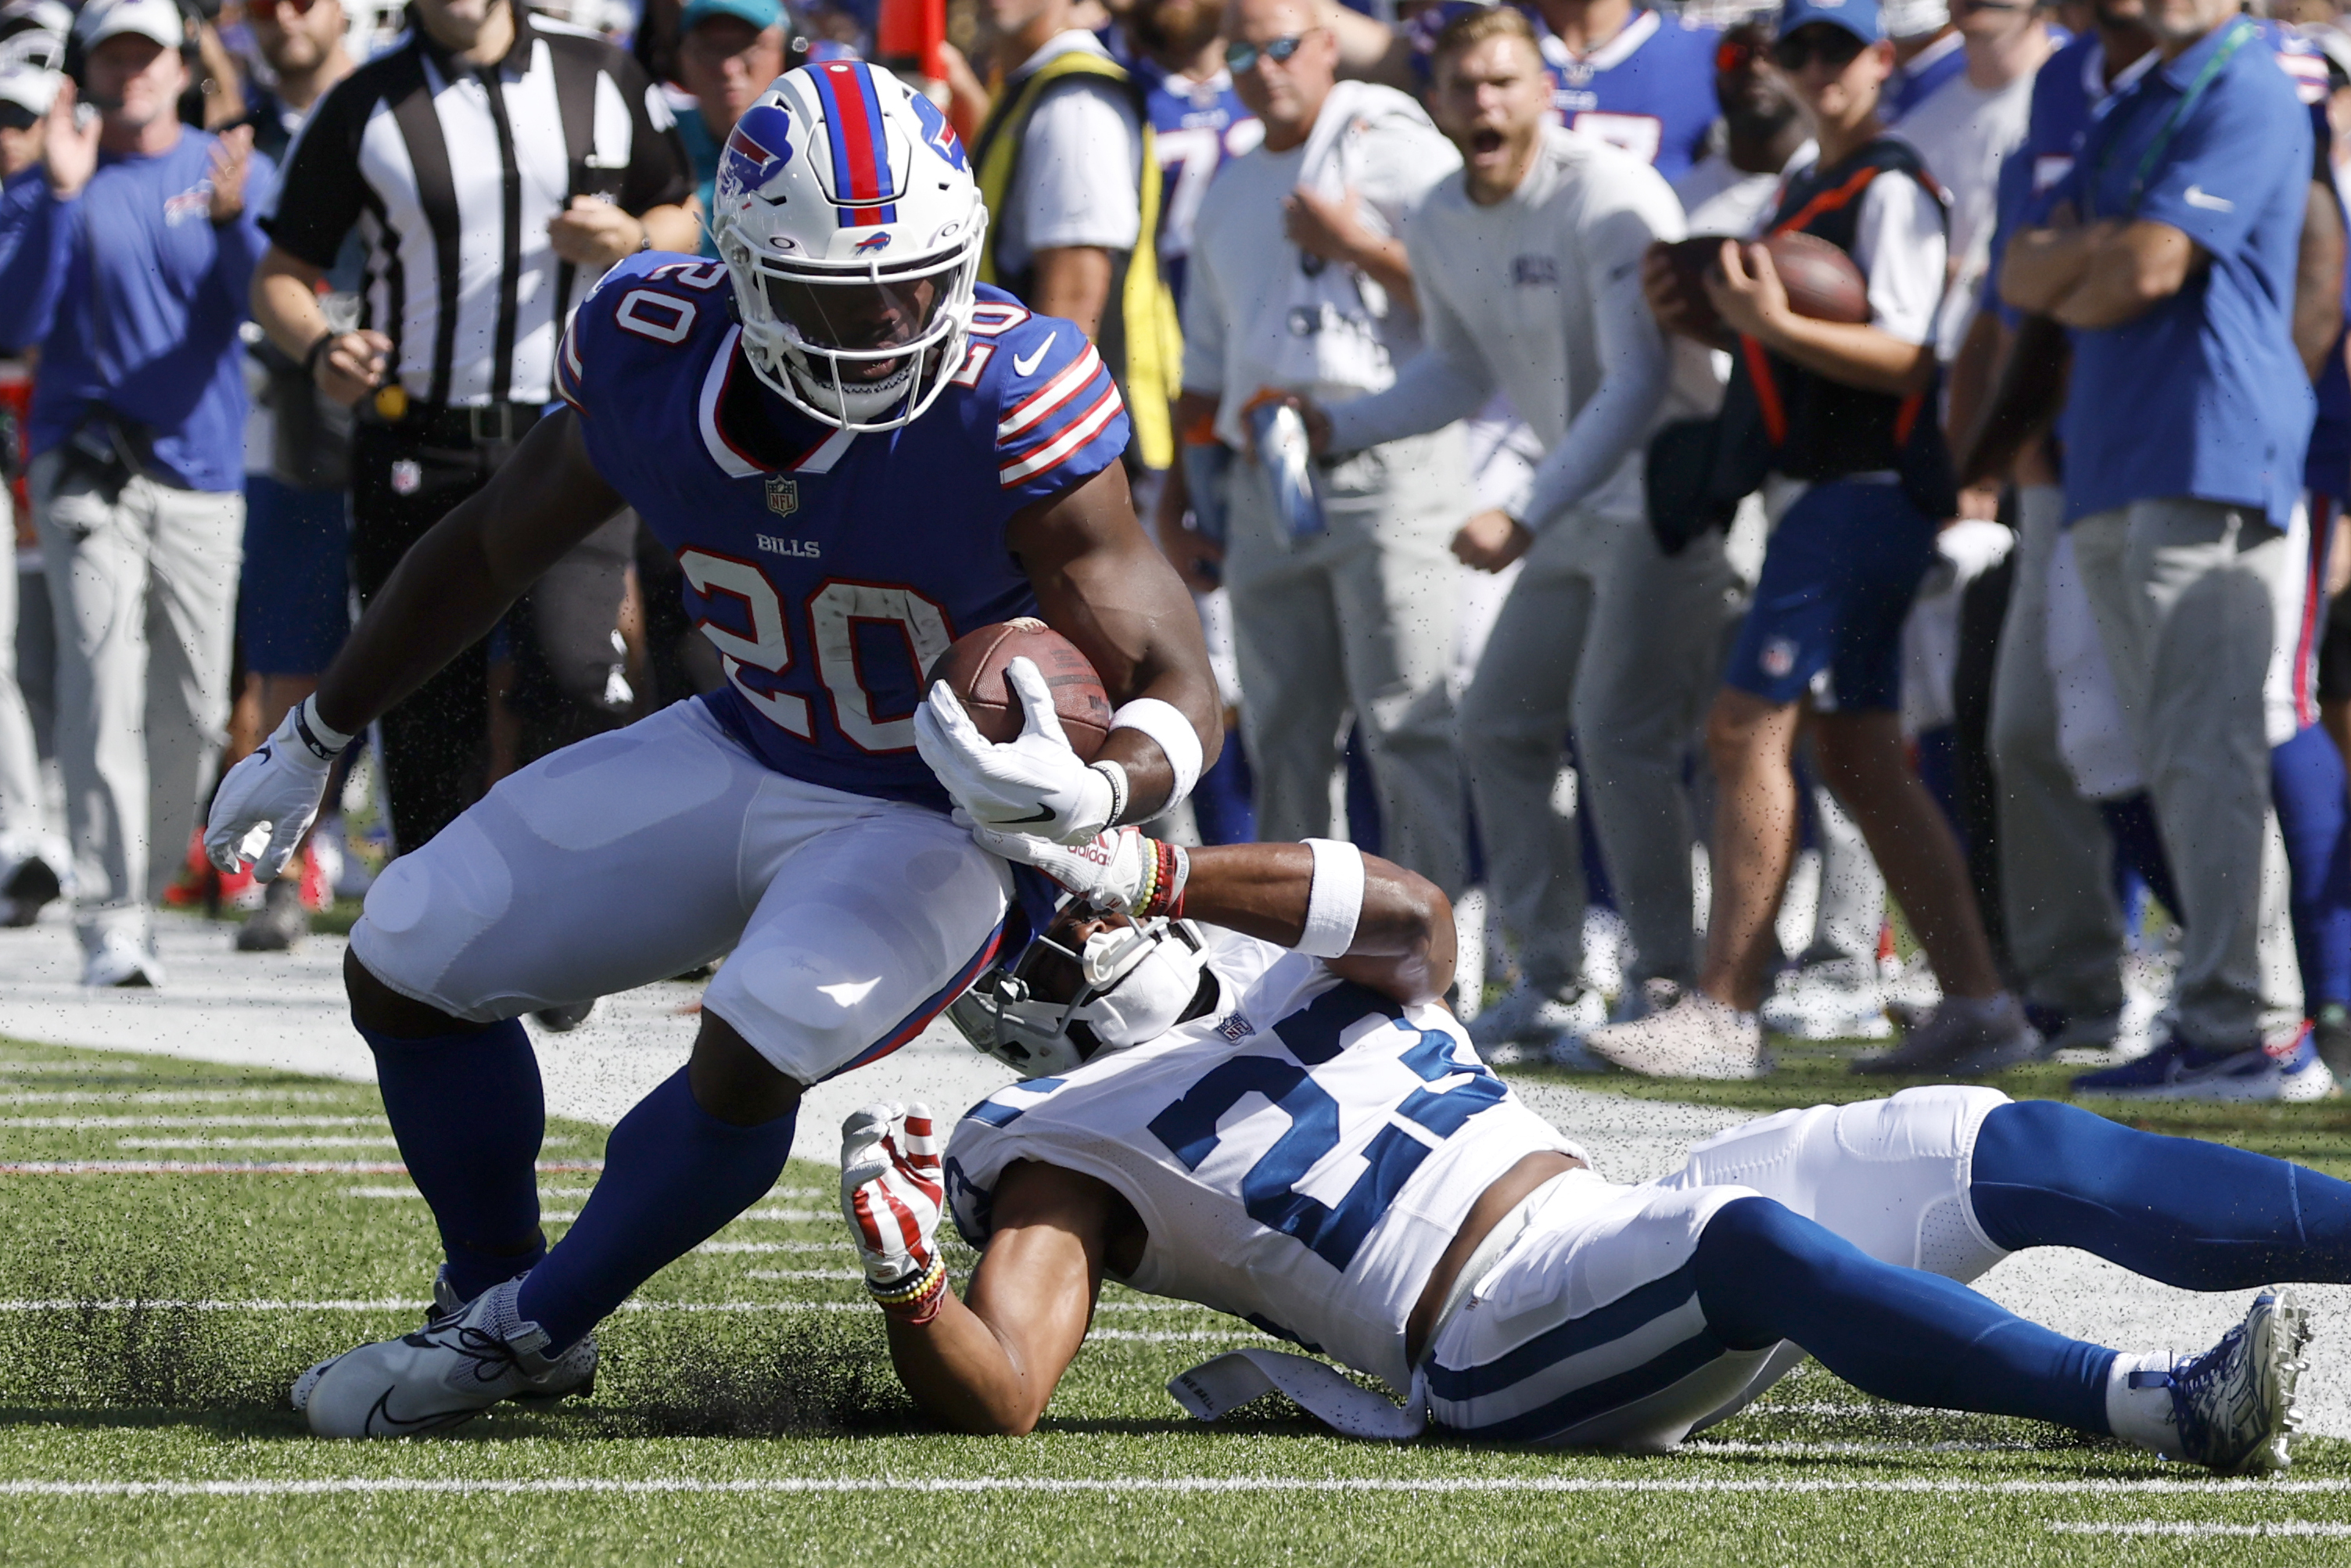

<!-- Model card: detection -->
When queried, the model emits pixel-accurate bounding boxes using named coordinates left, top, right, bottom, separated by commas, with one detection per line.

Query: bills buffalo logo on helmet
left=720, top=103, right=798, bottom=204
left=908, top=91, right=967, bottom=173
left=855, top=232, right=893, bottom=254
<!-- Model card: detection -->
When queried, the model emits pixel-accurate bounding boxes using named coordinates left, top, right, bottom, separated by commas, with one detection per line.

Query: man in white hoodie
left=1296, top=5, right=1719, bottom=1055
left=1161, top=0, right=1468, bottom=895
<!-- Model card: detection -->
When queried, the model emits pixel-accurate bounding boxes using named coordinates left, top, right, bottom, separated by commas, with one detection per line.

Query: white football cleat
left=1584, top=991, right=1771, bottom=1080
left=292, top=1266, right=473, bottom=1416
left=299, top=1276, right=596, bottom=1438
left=2162, top=1289, right=2310, bottom=1473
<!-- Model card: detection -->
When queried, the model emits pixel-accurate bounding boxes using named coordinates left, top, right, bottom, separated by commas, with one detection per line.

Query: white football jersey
left=943, top=928, right=1581, bottom=1392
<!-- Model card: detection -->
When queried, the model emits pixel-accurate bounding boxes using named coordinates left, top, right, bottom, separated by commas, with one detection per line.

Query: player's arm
left=2002, top=215, right=2201, bottom=330
left=203, top=411, right=623, bottom=876
left=1705, top=236, right=1934, bottom=396
left=2294, top=176, right=2345, bottom=380
left=1003, top=463, right=1223, bottom=822
left=838, top=1105, right=1119, bottom=1436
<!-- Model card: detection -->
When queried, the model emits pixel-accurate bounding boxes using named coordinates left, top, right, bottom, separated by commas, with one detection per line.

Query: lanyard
left=2087, top=17, right=2255, bottom=221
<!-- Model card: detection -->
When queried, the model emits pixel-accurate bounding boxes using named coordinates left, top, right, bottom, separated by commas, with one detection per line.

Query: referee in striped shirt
left=249, top=0, right=694, bottom=857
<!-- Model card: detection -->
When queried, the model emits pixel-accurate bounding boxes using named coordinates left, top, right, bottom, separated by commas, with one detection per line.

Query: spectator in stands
left=1520, top=0, right=1721, bottom=181
left=1883, top=0, right=1965, bottom=118
left=1589, top=0, right=2028, bottom=1079
left=227, top=0, right=357, bottom=953
left=0, top=52, right=56, bottom=928
left=251, top=0, right=693, bottom=879
left=2005, top=0, right=2324, bottom=1096
left=672, top=0, right=798, bottom=259
left=0, top=0, right=265, bottom=986
left=973, top=0, right=1176, bottom=468
left=1168, top=0, right=1467, bottom=893
left=1298, top=5, right=1720, bottom=1060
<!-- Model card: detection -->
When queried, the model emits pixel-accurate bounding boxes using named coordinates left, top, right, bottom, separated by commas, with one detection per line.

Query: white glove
left=203, top=698, right=346, bottom=881
left=913, top=657, right=1118, bottom=846
left=839, top=1101, right=947, bottom=1304
left=969, top=820, right=1189, bottom=919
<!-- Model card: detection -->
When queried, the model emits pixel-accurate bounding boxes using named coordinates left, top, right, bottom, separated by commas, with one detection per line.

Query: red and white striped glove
left=839, top=1101, right=949, bottom=1322
left=967, top=820, right=1190, bottom=918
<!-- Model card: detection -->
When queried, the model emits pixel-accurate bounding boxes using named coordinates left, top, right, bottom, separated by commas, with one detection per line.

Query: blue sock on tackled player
left=515, top=1068, right=797, bottom=1352
left=1970, top=1099, right=2351, bottom=1287
left=1692, top=1196, right=2119, bottom=1436
left=357, top=1019, right=549, bottom=1303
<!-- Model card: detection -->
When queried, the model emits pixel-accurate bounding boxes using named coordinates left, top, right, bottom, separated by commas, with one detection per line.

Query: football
left=925, top=617, right=1111, bottom=758
left=1654, top=231, right=1872, bottom=336
left=1760, top=231, right=1872, bottom=325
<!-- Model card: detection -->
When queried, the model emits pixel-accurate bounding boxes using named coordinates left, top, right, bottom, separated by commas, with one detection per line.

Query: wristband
left=293, top=694, right=354, bottom=761
left=303, top=332, right=336, bottom=381
left=1088, top=759, right=1130, bottom=828
left=1108, top=698, right=1204, bottom=813
left=869, top=1254, right=948, bottom=1323
left=1299, top=838, right=1365, bottom=959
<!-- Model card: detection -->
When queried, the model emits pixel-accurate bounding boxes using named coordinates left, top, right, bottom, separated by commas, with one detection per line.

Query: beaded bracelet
left=870, top=1254, right=948, bottom=1324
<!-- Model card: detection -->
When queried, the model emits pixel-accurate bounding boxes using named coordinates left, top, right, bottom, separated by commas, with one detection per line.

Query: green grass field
left=6, top=1035, right=2351, bottom=1566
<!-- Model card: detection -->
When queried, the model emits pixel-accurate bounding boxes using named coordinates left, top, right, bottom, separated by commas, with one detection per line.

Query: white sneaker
left=1467, top=979, right=1606, bottom=1056
left=292, top=1267, right=473, bottom=1416
left=1849, top=992, right=2037, bottom=1078
left=299, top=1276, right=598, bottom=1438
left=1585, top=992, right=1771, bottom=1080
left=2161, top=1289, right=2310, bottom=1473
left=1580, top=907, right=1632, bottom=1000
left=81, top=930, right=162, bottom=989
left=1761, top=960, right=1893, bottom=1042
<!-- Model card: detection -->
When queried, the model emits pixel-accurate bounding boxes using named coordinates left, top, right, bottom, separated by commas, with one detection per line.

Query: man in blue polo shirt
left=2002, top=0, right=2317, bottom=1096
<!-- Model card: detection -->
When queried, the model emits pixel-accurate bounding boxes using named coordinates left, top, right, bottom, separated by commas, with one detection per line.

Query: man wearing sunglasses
left=1590, top=0, right=2030, bottom=1080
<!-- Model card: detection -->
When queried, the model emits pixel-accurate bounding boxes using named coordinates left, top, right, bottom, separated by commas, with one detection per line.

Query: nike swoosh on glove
left=203, top=702, right=340, bottom=881
left=913, top=656, right=1115, bottom=845
left=839, top=1101, right=946, bottom=1295
left=968, top=818, right=1189, bottom=918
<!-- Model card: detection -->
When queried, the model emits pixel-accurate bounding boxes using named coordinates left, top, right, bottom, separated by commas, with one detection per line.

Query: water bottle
left=1248, top=400, right=1325, bottom=545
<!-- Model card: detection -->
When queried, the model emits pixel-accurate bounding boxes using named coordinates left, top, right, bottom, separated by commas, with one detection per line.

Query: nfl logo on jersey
left=766, top=475, right=799, bottom=518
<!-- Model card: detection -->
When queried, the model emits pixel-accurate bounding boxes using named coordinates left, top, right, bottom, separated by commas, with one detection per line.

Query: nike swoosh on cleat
left=1013, top=338, right=1053, bottom=376
left=363, top=1386, right=486, bottom=1437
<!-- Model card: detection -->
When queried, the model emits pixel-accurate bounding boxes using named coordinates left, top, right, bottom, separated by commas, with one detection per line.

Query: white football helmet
left=709, top=60, right=986, bottom=431
left=947, top=917, right=1211, bottom=1078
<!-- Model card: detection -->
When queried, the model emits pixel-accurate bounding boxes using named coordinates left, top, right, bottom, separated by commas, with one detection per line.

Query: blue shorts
left=239, top=473, right=351, bottom=676
left=1723, top=480, right=1937, bottom=712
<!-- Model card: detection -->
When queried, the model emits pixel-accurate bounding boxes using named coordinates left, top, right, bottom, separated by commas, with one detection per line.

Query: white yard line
left=1, top=1117, right=382, bottom=1130
left=7, top=1477, right=2351, bottom=1499
left=0, top=1161, right=603, bottom=1175
left=741, top=1268, right=863, bottom=1282
left=0, top=1298, right=1229, bottom=1315
left=0, top=1091, right=353, bottom=1105
left=2048, top=1522, right=2351, bottom=1538
left=113, top=1138, right=406, bottom=1150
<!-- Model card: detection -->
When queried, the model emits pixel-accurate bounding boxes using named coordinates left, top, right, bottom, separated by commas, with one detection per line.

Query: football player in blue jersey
left=200, top=58, right=1221, bottom=1438
left=1125, top=0, right=1261, bottom=309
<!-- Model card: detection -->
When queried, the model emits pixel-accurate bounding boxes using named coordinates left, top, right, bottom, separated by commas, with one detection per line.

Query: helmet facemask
left=947, top=916, right=1211, bottom=1078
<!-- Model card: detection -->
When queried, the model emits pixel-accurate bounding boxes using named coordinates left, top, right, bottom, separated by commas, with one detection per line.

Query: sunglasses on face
left=1772, top=29, right=1868, bottom=70
left=257, top=0, right=322, bottom=16
left=1226, top=33, right=1308, bottom=73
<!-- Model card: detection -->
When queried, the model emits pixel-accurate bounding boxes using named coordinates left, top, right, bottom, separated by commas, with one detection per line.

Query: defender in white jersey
left=1299, top=7, right=1733, bottom=1048
left=832, top=829, right=2351, bottom=1467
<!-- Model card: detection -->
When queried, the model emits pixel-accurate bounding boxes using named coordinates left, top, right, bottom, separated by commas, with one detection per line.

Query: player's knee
left=685, top=1014, right=803, bottom=1128
left=343, top=948, right=481, bottom=1038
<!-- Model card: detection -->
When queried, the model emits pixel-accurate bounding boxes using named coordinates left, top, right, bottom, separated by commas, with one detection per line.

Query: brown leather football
left=1760, top=231, right=1871, bottom=325
left=925, top=618, right=1111, bottom=758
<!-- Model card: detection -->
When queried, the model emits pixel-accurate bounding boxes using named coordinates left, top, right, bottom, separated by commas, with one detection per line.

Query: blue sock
left=1971, top=1100, right=2351, bottom=1289
left=516, top=1068, right=796, bottom=1352
left=1693, top=1197, right=2116, bottom=1435
left=2098, top=793, right=2182, bottom=926
left=2271, top=725, right=2351, bottom=1008
left=358, top=1018, right=547, bottom=1303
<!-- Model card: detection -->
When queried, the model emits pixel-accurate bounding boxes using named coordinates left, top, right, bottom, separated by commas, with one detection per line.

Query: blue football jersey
left=1136, top=60, right=1262, bottom=307
left=557, top=260, right=1132, bottom=809
left=1534, top=7, right=1720, bottom=181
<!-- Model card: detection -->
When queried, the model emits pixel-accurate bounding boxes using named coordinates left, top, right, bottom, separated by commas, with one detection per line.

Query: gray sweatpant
left=1460, top=510, right=1737, bottom=990
left=1224, top=427, right=1466, bottom=897
left=2071, top=495, right=2300, bottom=1045
left=1990, top=483, right=2125, bottom=1017
left=0, top=489, right=45, bottom=844
left=32, top=453, right=242, bottom=950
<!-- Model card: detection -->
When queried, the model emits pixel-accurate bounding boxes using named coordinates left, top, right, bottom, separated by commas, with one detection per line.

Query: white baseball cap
left=74, top=0, right=186, bottom=52
left=0, top=63, right=58, bottom=115
left=1877, top=0, right=1950, bottom=38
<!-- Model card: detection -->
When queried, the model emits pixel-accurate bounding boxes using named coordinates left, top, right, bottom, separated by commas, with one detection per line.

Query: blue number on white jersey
left=1143, top=985, right=1506, bottom=1272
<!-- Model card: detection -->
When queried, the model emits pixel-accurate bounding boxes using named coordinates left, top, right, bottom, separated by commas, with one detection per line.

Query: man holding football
left=201, top=60, right=1219, bottom=1438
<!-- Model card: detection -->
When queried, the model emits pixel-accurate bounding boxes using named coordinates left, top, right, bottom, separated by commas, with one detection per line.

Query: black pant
left=504, top=509, right=636, bottom=766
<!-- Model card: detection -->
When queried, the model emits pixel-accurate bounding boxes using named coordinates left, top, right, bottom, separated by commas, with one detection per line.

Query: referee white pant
left=2069, top=497, right=2302, bottom=1046
left=0, top=488, right=50, bottom=852
left=1990, top=484, right=2127, bottom=1018
left=1459, top=510, right=1737, bottom=990
left=31, top=452, right=241, bottom=951
left=1222, top=428, right=1468, bottom=897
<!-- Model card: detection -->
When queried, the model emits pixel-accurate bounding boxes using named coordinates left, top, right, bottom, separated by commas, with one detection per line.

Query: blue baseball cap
left=680, top=0, right=786, bottom=34
left=1775, top=0, right=1884, bottom=45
